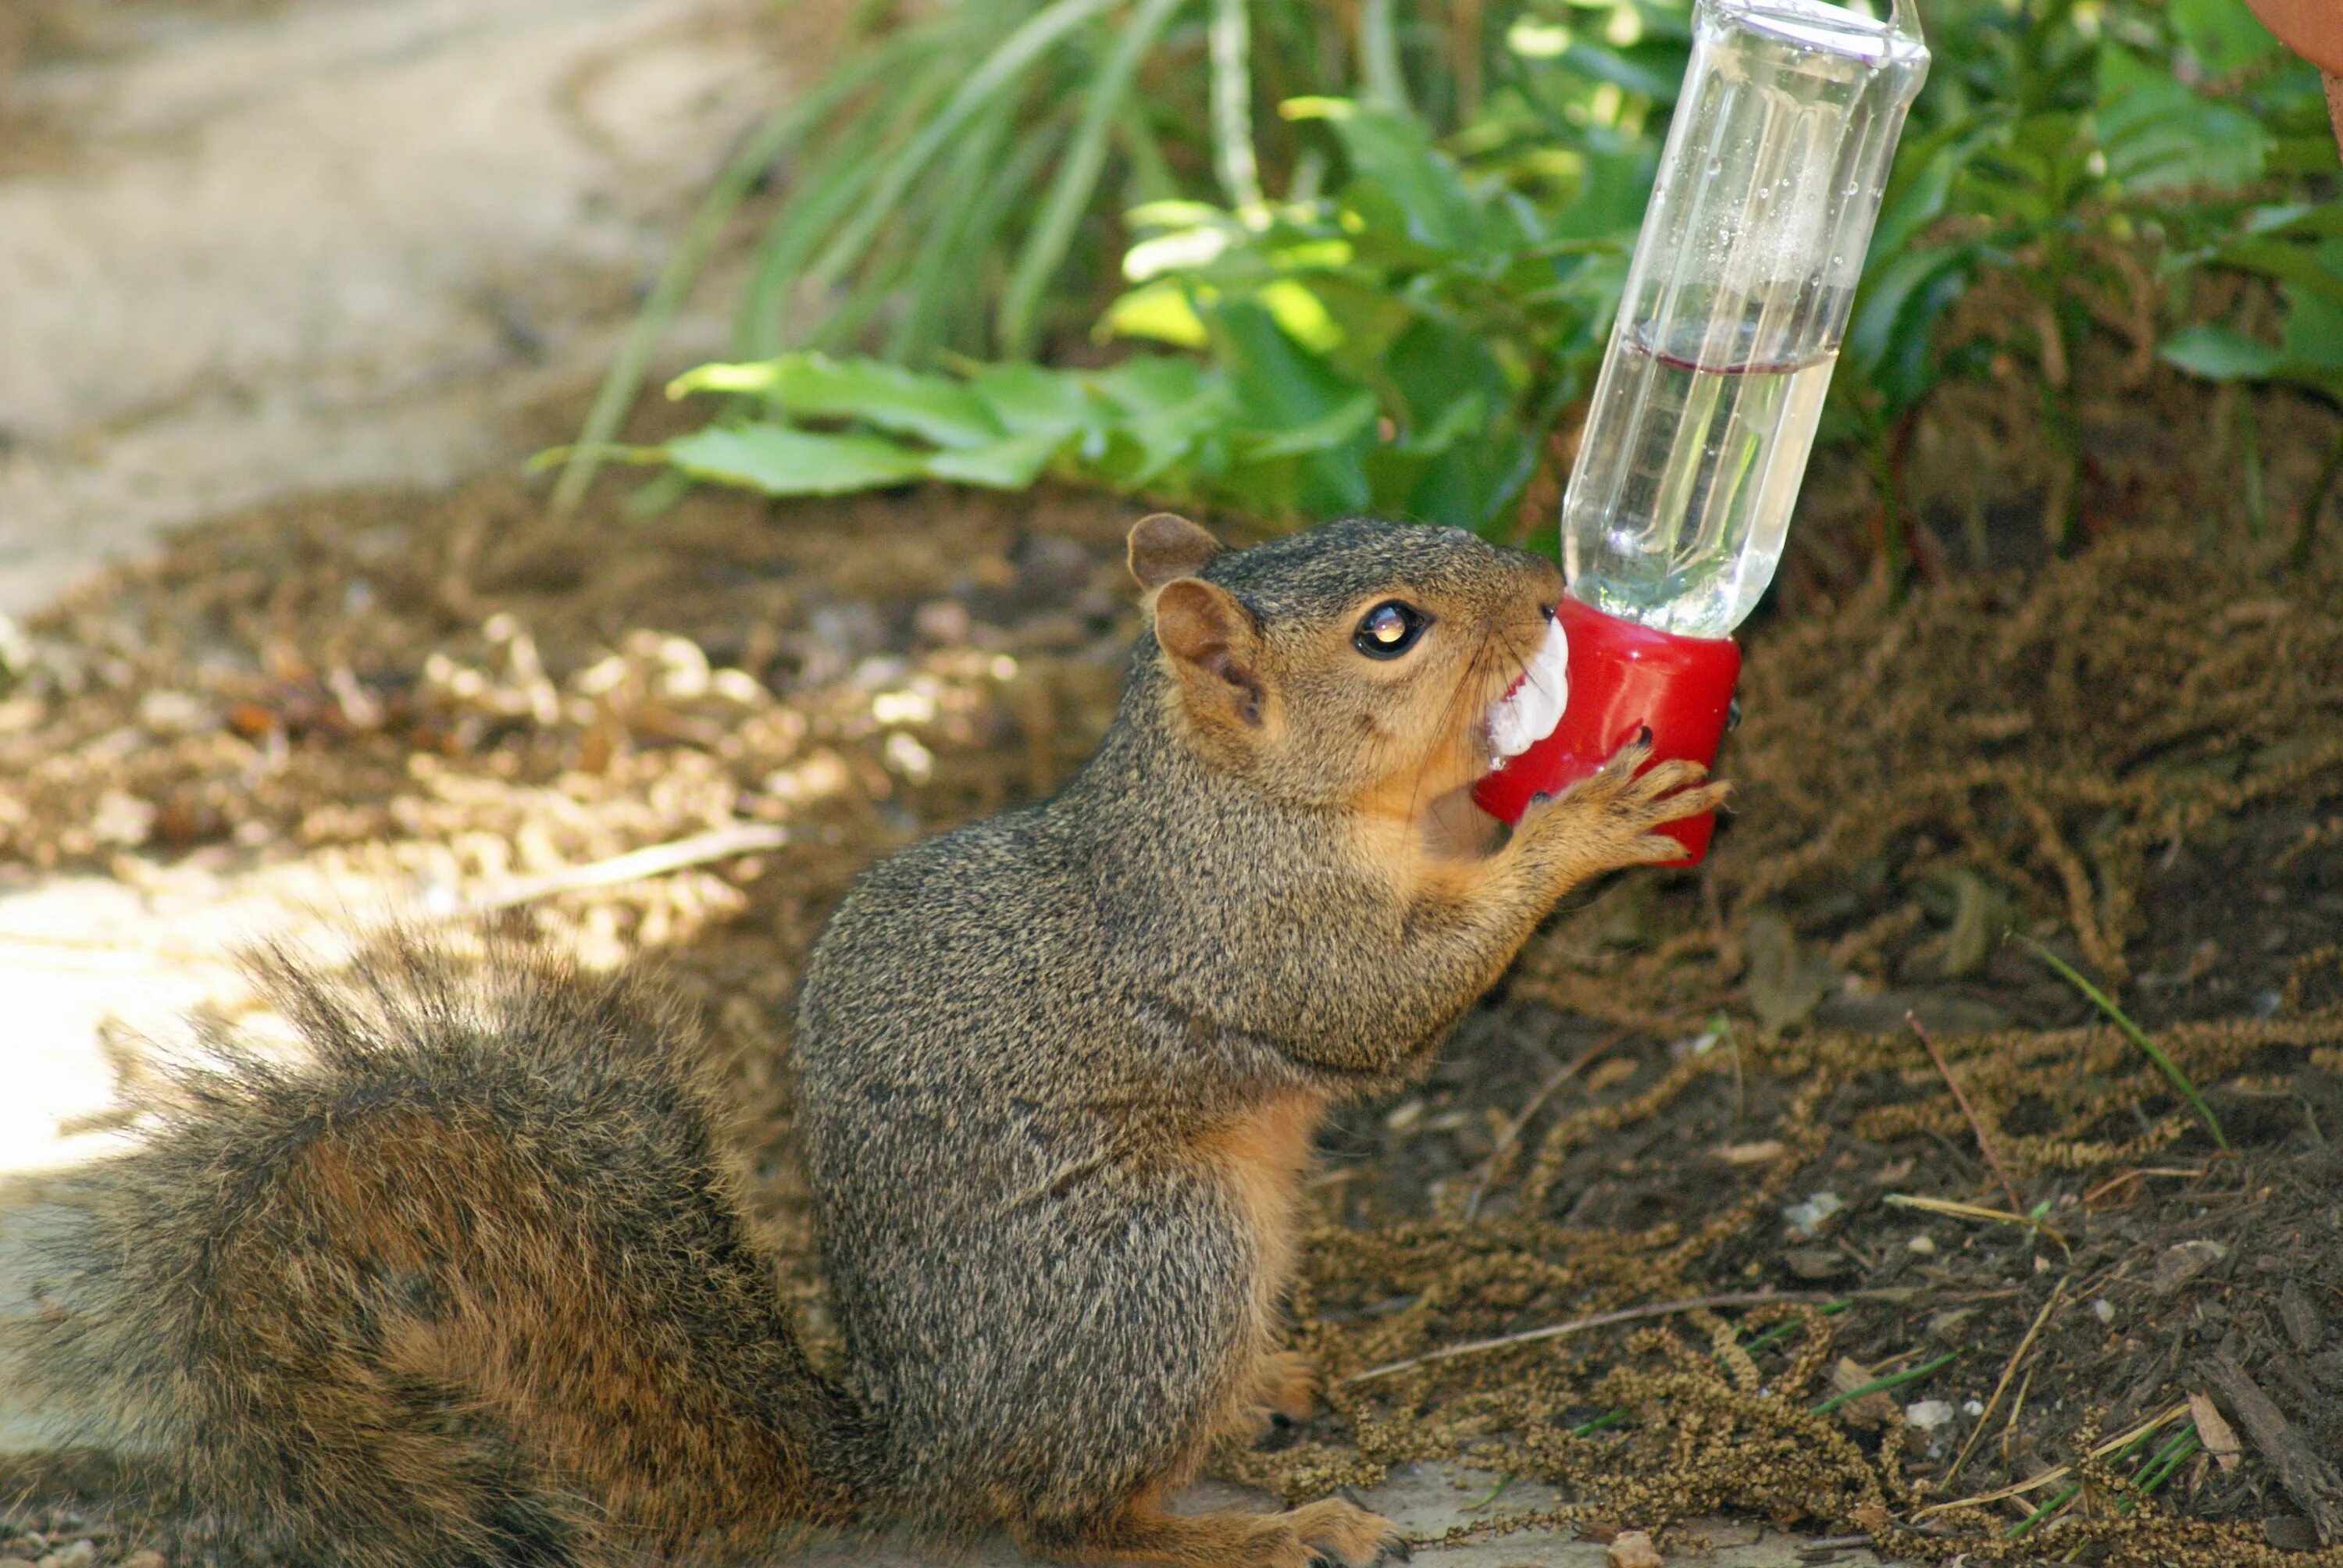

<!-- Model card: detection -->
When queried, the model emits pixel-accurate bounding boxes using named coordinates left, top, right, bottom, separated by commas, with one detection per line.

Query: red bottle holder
left=1471, top=596, right=1741, bottom=864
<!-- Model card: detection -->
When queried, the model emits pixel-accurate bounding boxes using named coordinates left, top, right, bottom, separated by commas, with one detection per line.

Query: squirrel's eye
left=1353, top=600, right=1427, bottom=660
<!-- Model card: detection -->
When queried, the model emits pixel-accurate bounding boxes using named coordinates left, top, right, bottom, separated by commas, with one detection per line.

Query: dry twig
left=1907, top=1010, right=2020, bottom=1213
left=443, top=824, right=789, bottom=918
left=1941, top=1276, right=2067, bottom=1490
left=1343, top=1291, right=1826, bottom=1385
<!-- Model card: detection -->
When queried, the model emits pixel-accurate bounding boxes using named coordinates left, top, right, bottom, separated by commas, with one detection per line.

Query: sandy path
left=0, top=0, right=785, bottom=614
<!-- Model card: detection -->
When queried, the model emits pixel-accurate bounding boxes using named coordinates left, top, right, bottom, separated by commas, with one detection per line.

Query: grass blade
left=1917, top=1401, right=2189, bottom=1519
left=1359, top=0, right=1410, bottom=113
left=1882, top=1192, right=2069, bottom=1250
left=999, top=0, right=1192, bottom=358
left=808, top=0, right=1125, bottom=296
left=736, top=54, right=957, bottom=359
left=1810, top=1349, right=1960, bottom=1416
left=1117, top=102, right=1179, bottom=205
left=885, top=94, right=1029, bottom=362
left=2012, top=935, right=2230, bottom=1150
left=897, top=101, right=1068, bottom=362
left=2008, top=1421, right=2199, bottom=1542
left=1209, top=0, right=1265, bottom=212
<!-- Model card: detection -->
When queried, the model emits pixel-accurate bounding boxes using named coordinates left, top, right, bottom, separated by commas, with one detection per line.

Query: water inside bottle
left=1564, top=316, right=1837, bottom=638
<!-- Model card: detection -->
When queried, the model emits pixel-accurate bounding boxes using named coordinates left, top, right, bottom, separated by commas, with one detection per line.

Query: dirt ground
left=2, top=315, right=2341, bottom=1565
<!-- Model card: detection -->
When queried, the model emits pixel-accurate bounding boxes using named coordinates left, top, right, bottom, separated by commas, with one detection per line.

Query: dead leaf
left=2191, top=1391, right=2243, bottom=1472
left=2154, top=1239, right=2229, bottom=1294
left=1830, top=1356, right=1896, bottom=1430
left=1746, top=913, right=1838, bottom=1039
left=1943, top=869, right=2013, bottom=978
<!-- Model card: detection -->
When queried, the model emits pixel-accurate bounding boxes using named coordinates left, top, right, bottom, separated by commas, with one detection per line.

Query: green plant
left=2160, top=214, right=2343, bottom=566
left=597, top=87, right=1665, bottom=533
left=553, top=0, right=1508, bottom=511
left=1831, top=0, right=2331, bottom=568
left=2013, top=935, right=2231, bottom=1151
left=571, top=0, right=2340, bottom=572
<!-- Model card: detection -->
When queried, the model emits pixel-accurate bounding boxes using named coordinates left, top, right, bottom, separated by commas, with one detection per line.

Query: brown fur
left=1187, top=1091, right=1332, bottom=1445
left=6, top=516, right=1725, bottom=1568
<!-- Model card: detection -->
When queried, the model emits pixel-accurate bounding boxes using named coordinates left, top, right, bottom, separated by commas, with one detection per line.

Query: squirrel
left=4, top=513, right=1727, bottom=1568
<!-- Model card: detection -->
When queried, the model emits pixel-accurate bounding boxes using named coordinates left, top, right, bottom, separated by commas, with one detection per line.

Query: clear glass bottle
left=1562, top=0, right=1928, bottom=638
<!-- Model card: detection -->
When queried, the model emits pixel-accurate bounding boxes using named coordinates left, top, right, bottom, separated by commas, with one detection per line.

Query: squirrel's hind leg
left=1019, top=1487, right=1406, bottom=1568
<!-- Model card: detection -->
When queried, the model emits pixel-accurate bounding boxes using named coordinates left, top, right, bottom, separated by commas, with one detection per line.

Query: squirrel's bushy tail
left=6, top=938, right=865, bottom=1567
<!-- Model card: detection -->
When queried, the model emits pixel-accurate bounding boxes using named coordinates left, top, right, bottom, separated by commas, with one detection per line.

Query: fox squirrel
left=5, top=515, right=1725, bottom=1568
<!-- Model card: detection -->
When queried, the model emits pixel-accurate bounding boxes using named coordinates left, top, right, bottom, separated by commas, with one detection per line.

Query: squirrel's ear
left=1152, top=577, right=1265, bottom=728
left=1127, top=513, right=1224, bottom=592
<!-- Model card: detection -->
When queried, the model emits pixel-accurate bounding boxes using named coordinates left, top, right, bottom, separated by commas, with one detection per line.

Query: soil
left=2, top=339, right=2341, bottom=1566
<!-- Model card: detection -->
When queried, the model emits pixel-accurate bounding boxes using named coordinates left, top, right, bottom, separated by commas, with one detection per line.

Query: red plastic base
left=1472, top=596, right=1741, bottom=864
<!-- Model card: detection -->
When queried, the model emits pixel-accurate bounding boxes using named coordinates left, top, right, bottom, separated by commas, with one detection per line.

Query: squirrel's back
left=7, top=939, right=866, bottom=1568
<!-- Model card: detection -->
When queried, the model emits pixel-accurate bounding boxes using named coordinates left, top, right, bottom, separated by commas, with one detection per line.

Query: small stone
left=2155, top=1239, right=2229, bottom=1294
left=913, top=599, right=972, bottom=646
left=137, top=689, right=212, bottom=734
left=38, top=1544, right=96, bottom=1568
left=2264, top=1515, right=2320, bottom=1552
left=89, top=789, right=155, bottom=846
left=1905, top=1399, right=1956, bottom=1432
left=1782, top=1191, right=1844, bottom=1238
left=123, top=1553, right=169, bottom=1568
left=1784, top=1246, right=1855, bottom=1281
left=1905, top=1234, right=1937, bottom=1256
left=1607, top=1529, right=1665, bottom=1568
left=2094, top=1298, right=2117, bottom=1324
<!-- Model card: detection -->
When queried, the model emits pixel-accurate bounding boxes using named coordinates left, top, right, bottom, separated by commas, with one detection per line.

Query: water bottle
left=1478, top=0, right=1928, bottom=858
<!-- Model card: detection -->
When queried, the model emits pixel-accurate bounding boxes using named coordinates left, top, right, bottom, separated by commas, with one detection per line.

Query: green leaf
left=1100, top=281, right=1212, bottom=347
left=1240, top=390, right=1378, bottom=458
left=1257, top=279, right=1346, bottom=352
left=1086, top=356, right=1228, bottom=483
left=2095, top=49, right=2266, bottom=193
left=1558, top=39, right=1685, bottom=102
left=2241, top=204, right=2343, bottom=241
left=967, top=362, right=1100, bottom=440
left=2278, top=280, right=2343, bottom=376
left=1089, top=354, right=1215, bottom=418
left=2170, top=0, right=2281, bottom=74
left=1871, top=118, right=1995, bottom=262
left=925, top=432, right=1068, bottom=487
left=677, top=353, right=1006, bottom=449
left=1846, top=244, right=1979, bottom=413
left=663, top=425, right=929, bottom=494
left=1285, top=98, right=1482, bottom=251
left=2212, top=238, right=2343, bottom=302
left=2158, top=323, right=2284, bottom=382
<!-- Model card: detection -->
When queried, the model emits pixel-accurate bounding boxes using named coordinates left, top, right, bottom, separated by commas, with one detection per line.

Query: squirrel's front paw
left=1522, top=732, right=1731, bottom=869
